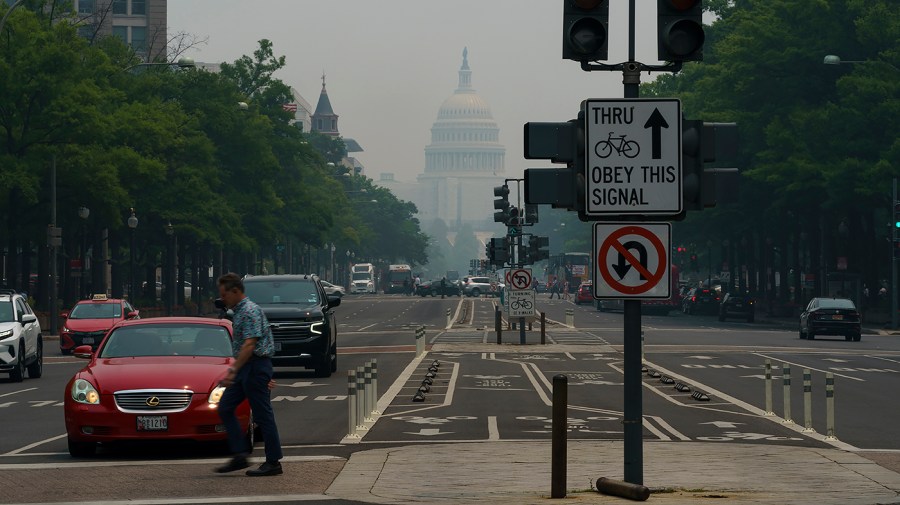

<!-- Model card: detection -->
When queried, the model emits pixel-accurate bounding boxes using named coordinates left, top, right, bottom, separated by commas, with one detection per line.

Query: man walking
left=215, top=273, right=283, bottom=477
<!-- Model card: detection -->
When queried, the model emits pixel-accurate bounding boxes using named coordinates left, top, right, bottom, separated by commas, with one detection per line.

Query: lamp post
left=346, top=250, right=351, bottom=288
left=127, top=209, right=138, bottom=302
left=330, top=243, right=336, bottom=282
left=0, top=0, right=26, bottom=35
left=78, top=206, right=90, bottom=299
left=165, top=222, right=174, bottom=316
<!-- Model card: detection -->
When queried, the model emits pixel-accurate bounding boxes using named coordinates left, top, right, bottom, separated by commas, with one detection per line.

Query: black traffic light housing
left=526, top=236, right=550, bottom=264
left=563, top=0, right=609, bottom=62
left=524, top=115, right=584, bottom=212
left=681, top=119, right=740, bottom=212
left=493, top=185, right=511, bottom=223
left=487, top=237, right=510, bottom=267
left=657, top=0, right=705, bottom=62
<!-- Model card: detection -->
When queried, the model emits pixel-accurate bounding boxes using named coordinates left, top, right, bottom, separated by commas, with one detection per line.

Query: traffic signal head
left=493, top=185, right=511, bottom=223
left=526, top=236, right=550, bottom=264
left=563, top=0, right=609, bottom=63
left=525, top=204, right=539, bottom=225
left=894, top=201, right=900, bottom=229
left=508, top=206, right=521, bottom=227
left=657, top=0, right=705, bottom=62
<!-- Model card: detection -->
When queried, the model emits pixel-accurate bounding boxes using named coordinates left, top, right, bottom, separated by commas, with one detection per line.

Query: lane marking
left=647, top=415, right=691, bottom=441
left=564, top=352, right=576, bottom=360
left=2, top=434, right=66, bottom=456
left=0, top=454, right=343, bottom=470
left=0, top=388, right=37, bottom=398
left=357, top=323, right=378, bottom=331
left=8, top=496, right=336, bottom=505
left=867, top=355, right=900, bottom=366
left=641, top=417, right=671, bottom=441
left=380, top=362, right=460, bottom=418
left=488, top=416, right=500, bottom=440
left=752, top=352, right=865, bottom=382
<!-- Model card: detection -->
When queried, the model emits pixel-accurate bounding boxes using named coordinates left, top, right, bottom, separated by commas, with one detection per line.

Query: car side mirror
left=126, top=310, right=139, bottom=319
left=214, top=298, right=226, bottom=310
left=327, top=295, right=342, bottom=309
left=21, top=314, right=37, bottom=324
left=73, top=345, right=93, bottom=359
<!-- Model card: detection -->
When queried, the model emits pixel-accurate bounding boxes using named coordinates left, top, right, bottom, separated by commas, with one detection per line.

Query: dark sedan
left=719, top=293, right=755, bottom=322
left=682, top=287, right=720, bottom=315
left=799, top=297, right=861, bottom=341
left=416, top=279, right=461, bottom=297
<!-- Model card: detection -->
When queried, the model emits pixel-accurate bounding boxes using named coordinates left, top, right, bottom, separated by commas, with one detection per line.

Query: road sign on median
left=507, top=289, right=535, bottom=317
left=593, top=222, right=670, bottom=299
left=584, top=99, right=682, bottom=216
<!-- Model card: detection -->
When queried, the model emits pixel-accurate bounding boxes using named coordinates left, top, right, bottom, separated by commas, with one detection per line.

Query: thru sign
left=584, top=99, right=682, bottom=216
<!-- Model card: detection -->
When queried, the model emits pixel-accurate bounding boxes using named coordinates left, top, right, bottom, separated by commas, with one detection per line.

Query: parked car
left=719, top=292, right=755, bottom=322
left=63, top=317, right=251, bottom=457
left=242, top=274, right=341, bottom=377
left=799, top=297, right=861, bottom=341
left=682, top=287, right=720, bottom=315
left=416, top=279, right=461, bottom=297
left=60, top=294, right=140, bottom=354
left=0, top=288, right=43, bottom=382
left=574, top=282, right=594, bottom=305
left=319, top=280, right=346, bottom=298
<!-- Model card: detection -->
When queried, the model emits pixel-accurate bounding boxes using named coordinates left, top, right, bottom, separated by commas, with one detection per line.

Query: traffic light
left=524, top=115, right=583, bottom=212
left=682, top=119, right=704, bottom=211
left=493, top=185, right=510, bottom=223
left=690, top=254, right=698, bottom=271
left=526, top=236, right=550, bottom=264
left=562, top=0, right=609, bottom=62
left=525, top=204, right=539, bottom=225
left=894, top=201, right=900, bottom=229
left=657, top=0, right=705, bottom=62
left=487, top=237, right=510, bottom=267
left=508, top=206, right=522, bottom=228
left=681, top=119, right=739, bottom=212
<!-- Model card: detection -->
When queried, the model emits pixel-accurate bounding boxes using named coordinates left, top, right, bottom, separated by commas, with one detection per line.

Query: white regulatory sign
left=507, top=289, right=535, bottom=317
left=584, top=99, right=682, bottom=215
left=506, top=268, right=532, bottom=290
left=592, top=222, right=671, bottom=299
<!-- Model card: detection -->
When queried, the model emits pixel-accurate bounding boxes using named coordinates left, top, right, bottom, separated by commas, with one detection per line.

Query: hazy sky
left=168, top=1, right=668, bottom=183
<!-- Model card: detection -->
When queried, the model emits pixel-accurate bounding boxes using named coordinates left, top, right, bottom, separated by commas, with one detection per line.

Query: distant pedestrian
left=562, top=281, right=571, bottom=301
left=549, top=279, right=560, bottom=299
left=215, top=273, right=284, bottom=477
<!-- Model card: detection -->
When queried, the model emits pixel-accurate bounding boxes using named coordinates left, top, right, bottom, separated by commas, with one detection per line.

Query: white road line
left=0, top=454, right=342, bottom=470
left=647, top=415, right=691, bottom=441
left=519, top=362, right=552, bottom=406
left=569, top=405, right=623, bottom=416
left=867, top=355, right=900, bottom=365
left=752, top=352, right=865, bottom=382
left=2, top=434, right=67, bottom=456
left=380, top=362, right=460, bottom=417
left=0, top=388, right=37, bottom=398
left=641, top=417, right=671, bottom=441
left=481, top=353, right=487, bottom=359
left=487, top=416, right=500, bottom=440
left=564, top=352, right=576, bottom=360
left=9, top=495, right=335, bottom=505
left=357, top=322, right=378, bottom=331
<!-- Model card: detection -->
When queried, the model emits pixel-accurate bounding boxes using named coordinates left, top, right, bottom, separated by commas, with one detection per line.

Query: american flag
left=282, top=103, right=298, bottom=113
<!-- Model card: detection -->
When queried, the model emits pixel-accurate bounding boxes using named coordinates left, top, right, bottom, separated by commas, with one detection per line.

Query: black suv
left=242, top=275, right=341, bottom=377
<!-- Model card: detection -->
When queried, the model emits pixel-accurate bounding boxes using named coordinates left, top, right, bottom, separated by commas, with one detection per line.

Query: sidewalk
left=326, top=440, right=900, bottom=504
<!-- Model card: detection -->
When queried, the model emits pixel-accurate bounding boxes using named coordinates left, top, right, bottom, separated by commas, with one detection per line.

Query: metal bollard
left=640, top=330, right=645, bottom=362
left=551, top=374, right=568, bottom=499
left=764, top=359, right=774, bottom=415
left=355, top=366, right=367, bottom=430
left=826, top=373, right=836, bottom=440
left=415, top=325, right=425, bottom=357
left=782, top=363, right=793, bottom=423
left=446, top=308, right=451, bottom=327
left=803, top=369, right=813, bottom=432
left=347, top=370, right=358, bottom=438
left=364, top=361, right=374, bottom=422
left=541, top=311, right=546, bottom=345
left=371, top=358, right=379, bottom=415
left=496, top=306, right=502, bottom=344
left=565, top=308, right=574, bottom=327
left=595, top=477, right=650, bottom=501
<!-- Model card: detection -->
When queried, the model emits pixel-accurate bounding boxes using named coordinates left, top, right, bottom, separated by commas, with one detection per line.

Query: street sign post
left=593, top=223, right=671, bottom=299
left=584, top=99, right=682, bottom=216
left=508, top=289, right=536, bottom=317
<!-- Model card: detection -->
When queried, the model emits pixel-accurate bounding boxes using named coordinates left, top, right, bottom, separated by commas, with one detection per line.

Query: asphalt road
left=2, top=293, right=898, bottom=504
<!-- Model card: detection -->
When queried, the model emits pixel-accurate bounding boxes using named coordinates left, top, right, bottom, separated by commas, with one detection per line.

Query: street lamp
left=78, top=206, right=90, bottom=299
left=330, top=243, right=336, bottom=282
left=165, top=222, right=174, bottom=316
left=127, top=209, right=138, bottom=302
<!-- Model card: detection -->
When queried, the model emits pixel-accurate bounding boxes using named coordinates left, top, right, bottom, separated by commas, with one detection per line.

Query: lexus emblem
left=146, top=396, right=160, bottom=407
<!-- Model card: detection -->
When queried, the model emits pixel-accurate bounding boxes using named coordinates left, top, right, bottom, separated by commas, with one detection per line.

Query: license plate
left=832, top=315, right=844, bottom=320
left=82, top=337, right=94, bottom=344
left=137, top=416, right=167, bottom=431
left=274, top=342, right=282, bottom=351
left=734, top=304, right=742, bottom=308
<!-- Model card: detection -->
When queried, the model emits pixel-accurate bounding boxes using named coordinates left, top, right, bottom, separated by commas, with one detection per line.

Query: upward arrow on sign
left=643, top=108, right=669, bottom=160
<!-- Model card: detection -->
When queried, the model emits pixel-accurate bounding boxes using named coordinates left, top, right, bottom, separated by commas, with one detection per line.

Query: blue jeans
left=219, top=358, right=283, bottom=463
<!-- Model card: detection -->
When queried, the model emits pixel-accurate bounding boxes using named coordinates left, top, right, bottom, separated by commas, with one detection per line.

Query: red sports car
left=59, top=294, right=140, bottom=354
left=64, top=317, right=251, bottom=457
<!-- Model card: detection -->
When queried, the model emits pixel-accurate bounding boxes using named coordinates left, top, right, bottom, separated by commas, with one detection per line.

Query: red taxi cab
left=64, top=317, right=251, bottom=457
left=59, top=295, right=139, bottom=354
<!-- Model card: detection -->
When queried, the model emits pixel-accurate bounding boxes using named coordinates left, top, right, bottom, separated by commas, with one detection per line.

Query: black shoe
left=215, top=455, right=249, bottom=473
left=247, top=461, right=283, bottom=476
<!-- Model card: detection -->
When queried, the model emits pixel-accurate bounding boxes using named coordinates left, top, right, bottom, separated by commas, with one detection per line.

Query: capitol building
left=379, top=49, right=506, bottom=233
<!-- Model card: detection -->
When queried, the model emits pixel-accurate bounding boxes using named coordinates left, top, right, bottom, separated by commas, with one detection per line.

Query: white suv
left=0, top=289, right=43, bottom=382
left=463, top=277, right=503, bottom=297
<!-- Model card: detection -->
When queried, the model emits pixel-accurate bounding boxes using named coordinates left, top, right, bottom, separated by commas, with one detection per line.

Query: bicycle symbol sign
left=584, top=98, right=682, bottom=216
left=508, top=289, right=535, bottom=317
left=593, top=223, right=671, bottom=299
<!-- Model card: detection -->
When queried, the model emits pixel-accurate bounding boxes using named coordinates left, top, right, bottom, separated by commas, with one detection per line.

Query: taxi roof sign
left=91, top=294, right=108, bottom=301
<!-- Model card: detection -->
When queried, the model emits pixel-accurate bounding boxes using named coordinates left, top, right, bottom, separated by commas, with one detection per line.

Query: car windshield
left=244, top=280, right=319, bottom=305
left=352, top=273, right=371, bottom=280
left=99, top=324, right=232, bottom=358
left=0, top=301, right=14, bottom=322
left=819, top=299, right=856, bottom=310
left=69, top=303, right=122, bottom=319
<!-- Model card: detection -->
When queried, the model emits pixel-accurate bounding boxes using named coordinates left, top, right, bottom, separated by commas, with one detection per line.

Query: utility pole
left=49, top=156, right=59, bottom=335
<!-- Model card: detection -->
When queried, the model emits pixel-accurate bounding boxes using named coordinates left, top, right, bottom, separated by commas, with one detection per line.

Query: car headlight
left=310, top=321, right=324, bottom=335
left=71, top=379, right=100, bottom=405
left=208, top=386, right=226, bottom=405
left=0, top=329, right=13, bottom=339
left=61, top=327, right=71, bottom=333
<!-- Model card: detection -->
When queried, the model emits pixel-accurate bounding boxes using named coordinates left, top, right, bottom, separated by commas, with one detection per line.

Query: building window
left=131, top=0, right=146, bottom=15
left=130, top=25, right=146, bottom=53
left=112, top=25, right=127, bottom=42
left=77, top=0, right=93, bottom=14
left=112, top=0, right=127, bottom=14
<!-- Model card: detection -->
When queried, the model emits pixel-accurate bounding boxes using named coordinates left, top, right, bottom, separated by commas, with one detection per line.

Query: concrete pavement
left=326, top=440, right=900, bottom=504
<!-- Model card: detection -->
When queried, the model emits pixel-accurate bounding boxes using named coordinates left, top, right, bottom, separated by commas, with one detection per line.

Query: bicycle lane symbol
left=595, top=132, right=641, bottom=159
left=597, top=226, right=666, bottom=295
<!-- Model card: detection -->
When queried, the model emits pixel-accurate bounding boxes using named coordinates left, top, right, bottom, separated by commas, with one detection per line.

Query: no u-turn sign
left=593, top=223, right=671, bottom=299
